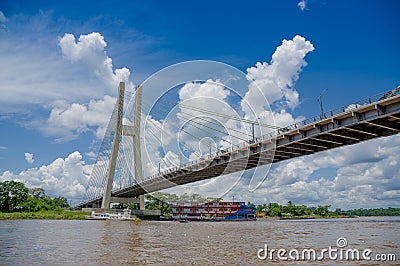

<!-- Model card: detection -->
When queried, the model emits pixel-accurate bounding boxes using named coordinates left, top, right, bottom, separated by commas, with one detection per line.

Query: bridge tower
left=101, top=82, right=145, bottom=210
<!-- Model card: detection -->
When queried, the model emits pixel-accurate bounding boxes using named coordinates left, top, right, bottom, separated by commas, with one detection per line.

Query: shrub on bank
left=0, top=210, right=89, bottom=220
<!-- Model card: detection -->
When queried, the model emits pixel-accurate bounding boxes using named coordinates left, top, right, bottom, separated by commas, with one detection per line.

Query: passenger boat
left=85, top=209, right=136, bottom=221
left=168, top=201, right=257, bottom=222
left=85, top=210, right=109, bottom=220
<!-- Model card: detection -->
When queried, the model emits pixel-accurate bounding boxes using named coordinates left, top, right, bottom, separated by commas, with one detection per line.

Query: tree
left=267, top=203, right=282, bottom=217
left=166, top=193, right=179, bottom=202
left=0, top=181, right=29, bottom=212
left=190, top=193, right=201, bottom=202
left=145, top=194, right=170, bottom=215
left=53, top=196, right=69, bottom=208
left=20, top=196, right=41, bottom=212
left=179, top=193, right=190, bottom=202
left=29, top=187, right=47, bottom=199
left=314, top=205, right=331, bottom=216
left=211, top=197, right=223, bottom=203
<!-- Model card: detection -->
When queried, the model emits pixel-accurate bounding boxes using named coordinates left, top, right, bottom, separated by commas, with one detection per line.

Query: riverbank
left=0, top=210, right=90, bottom=220
left=261, top=214, right=352, bottom=220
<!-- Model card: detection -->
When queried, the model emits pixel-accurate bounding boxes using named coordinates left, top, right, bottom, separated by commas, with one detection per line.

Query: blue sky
left=0, top=0, right=399, bottom=207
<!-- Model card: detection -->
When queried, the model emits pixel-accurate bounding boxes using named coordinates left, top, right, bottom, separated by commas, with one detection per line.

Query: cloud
left=85, top=151, right=98, bottom=161
left=245, top=35, right=314, bottom=113
left=0, top=151, right=91, bottom=200
left=0, top=12, right=111, bottom=115
left=0, top=11, right=7, bottom=33
left=0, top=14, right=137, bottom=143
left=43, top=95, right=117, bottom=142
left=242, top=35, right=313, bottom=132
left=298, top=0, right=307, bottom=11
left=59, top=32, right=134, bottom=91
left=29, top=32, right=137, bottom=142
left=0, top=11, right=6, bottom=22
left=177, top=80, right=244, bottom=147
left=24, top=153, right=34, bottom=164
left=24, top=96, right=116, bottom=143
left=0, top=146, right=7, bottom=150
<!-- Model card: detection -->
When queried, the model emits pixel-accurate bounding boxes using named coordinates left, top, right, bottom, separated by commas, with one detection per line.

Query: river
left=0, top=217, right=398, bottom=265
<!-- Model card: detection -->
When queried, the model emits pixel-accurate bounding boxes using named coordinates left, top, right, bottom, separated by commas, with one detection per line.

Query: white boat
left=85, top=210, right=109, bottom=220
left=85, top=210, right=136, bottom=221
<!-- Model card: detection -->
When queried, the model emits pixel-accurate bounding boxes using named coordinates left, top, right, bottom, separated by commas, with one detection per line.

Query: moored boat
left=85, top=210, right=110, bottom=220
left=85, top=209, right=136, bottom=221
left=168, top=201, right=257, bottom=222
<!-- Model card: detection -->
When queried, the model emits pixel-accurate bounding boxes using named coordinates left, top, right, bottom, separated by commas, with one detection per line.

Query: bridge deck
left=79, top=94, right=400, bottom=208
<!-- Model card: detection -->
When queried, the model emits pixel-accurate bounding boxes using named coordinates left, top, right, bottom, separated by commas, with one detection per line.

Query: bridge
left=78, top=83, right=400, bottom=209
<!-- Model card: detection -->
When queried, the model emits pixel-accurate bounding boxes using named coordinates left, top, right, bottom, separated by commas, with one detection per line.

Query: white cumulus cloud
left=245, top=35, right=314, bottom=113
left=29, top=32, right=139, bottom=142
left=45, top=95, right=117, bottom=141
left=24, top=152, right=34, bottom=164
left=243, top=35, right=313, bottom=130
left=59, top=32, right=134, bottom=91
left=0, top=151, right=91, bottom=200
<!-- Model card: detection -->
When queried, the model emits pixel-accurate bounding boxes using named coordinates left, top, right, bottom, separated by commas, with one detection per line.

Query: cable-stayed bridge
left=78, top=84, right=400, bottom=209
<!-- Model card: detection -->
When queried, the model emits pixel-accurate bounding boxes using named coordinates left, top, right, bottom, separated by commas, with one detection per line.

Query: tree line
left=255, top=202, right=400, bottom=217
left=345, top=207, right=400, bottom=216
left=255, top=201, right=342, bottom=217
left=0, top=181, right=69, bottom=213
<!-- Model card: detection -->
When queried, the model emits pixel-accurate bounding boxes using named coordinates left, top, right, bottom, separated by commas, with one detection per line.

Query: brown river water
left=0, top=217, right=399, bottom=265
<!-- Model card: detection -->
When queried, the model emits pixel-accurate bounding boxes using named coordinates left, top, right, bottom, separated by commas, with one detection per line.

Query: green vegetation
left=0, top=180, right=87, bottom=220
left=255, top=201, right=346, bottom=218
left=0, top=180, right=29, bottom=212
left=256, top=202, right=400, bottom=218
left=0, top=181, right=71, bottom=213
left=21, top=187, right=70, bottom=212
left=145, top=193, right=171, bottom=215
left=0, top=210, right=89, bottom=220
left=345, top=207, right=400, bottom=216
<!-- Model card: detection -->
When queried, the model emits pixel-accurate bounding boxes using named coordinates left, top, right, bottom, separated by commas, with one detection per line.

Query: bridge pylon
left=101, top=82, right=145, bottom=210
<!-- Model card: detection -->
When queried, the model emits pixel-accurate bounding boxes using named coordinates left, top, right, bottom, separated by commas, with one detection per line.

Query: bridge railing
left=280, top=91, right=394, bottom=133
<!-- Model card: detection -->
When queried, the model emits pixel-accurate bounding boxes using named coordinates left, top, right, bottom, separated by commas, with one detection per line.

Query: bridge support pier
left=133, top=85, right=145, bottom=210
left=101, top=82, right=145, bottom=210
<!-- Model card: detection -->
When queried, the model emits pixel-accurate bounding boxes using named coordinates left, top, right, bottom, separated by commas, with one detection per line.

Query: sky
left=0, top=0, right=399, bottom=208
